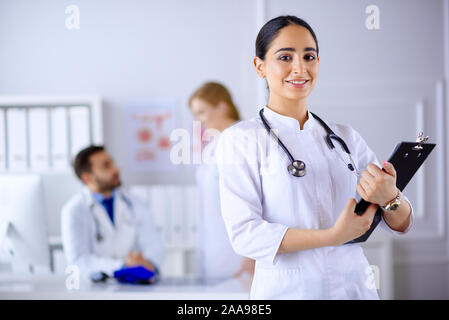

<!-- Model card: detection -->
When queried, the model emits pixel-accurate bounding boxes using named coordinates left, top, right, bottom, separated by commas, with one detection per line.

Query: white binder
left=69, top=106, right=90, bottom=158
left=29, top=108, right=49, bottom=171
left=7, top=109, right=27, bottom=171
left=149, top=185, right=170, bottom=243
left=0, top=110, right=5, bottom=171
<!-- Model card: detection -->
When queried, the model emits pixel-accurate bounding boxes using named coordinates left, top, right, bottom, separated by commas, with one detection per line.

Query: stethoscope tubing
left=259, top=109, right=297, bottom=163
left=259, top=108, right=359, bottom=176
left=89, top=193, right=135, bottom=243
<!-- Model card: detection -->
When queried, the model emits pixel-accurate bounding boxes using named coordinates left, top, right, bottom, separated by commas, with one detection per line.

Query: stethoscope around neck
left=259, top=108, right=360, bottom=177
left=89, top=193, right=135, bottom=243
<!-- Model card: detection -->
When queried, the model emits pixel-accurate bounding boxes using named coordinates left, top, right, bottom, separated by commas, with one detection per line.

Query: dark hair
left=255, top=15, right=319, bottom=60
left=73, top=145, right=105, bottom=180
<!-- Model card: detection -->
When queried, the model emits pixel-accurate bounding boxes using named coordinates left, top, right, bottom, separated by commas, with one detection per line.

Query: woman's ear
left=253, top=56, right=265, bottom=79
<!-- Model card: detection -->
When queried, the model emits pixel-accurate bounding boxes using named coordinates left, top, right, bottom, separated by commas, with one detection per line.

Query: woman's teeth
left=289, top=80, right=307, bottom=84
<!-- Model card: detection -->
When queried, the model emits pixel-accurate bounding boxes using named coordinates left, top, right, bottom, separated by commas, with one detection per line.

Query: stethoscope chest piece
left=96, top=233, right=104, bottom=242
left=288, top=160, right=306, bottom=177
left=259, top=108, right=359, bottom=178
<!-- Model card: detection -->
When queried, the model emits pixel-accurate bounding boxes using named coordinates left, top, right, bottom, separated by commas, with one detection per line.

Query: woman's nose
left=292, top=57, right=306, bottom=75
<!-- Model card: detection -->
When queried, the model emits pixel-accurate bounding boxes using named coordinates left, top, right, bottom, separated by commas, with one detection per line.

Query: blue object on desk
left=113, top=266, right=156, bottom=284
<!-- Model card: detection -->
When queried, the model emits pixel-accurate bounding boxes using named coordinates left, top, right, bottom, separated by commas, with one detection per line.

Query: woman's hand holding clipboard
left=346, top=133, right=436, bottom=244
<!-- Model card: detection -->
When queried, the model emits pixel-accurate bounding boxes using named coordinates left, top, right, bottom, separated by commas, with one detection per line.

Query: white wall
left=0, top=0, right=259, bottom=184
left=1, top=0, right=447, bottom=298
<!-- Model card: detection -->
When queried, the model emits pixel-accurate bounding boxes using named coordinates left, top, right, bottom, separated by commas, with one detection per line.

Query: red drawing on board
left=158, top=136, right=171, bottom=150
left=137, top=128, right=152, bottom=144
left=135, top=149, right=156, bottom=161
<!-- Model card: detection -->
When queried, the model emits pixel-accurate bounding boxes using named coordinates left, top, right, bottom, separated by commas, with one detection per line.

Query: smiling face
left=254, top=24, right=319, bottom=102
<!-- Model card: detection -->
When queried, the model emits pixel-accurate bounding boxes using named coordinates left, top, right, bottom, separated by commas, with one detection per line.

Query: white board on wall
left=125, top=99, right=180, bottom=172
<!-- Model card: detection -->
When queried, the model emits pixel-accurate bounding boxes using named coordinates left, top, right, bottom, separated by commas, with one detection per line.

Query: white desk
left=0, top=274, right=251, bottom=300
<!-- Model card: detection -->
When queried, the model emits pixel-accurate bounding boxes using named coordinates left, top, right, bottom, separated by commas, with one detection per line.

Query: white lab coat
left=216, top=106, right=414, bottom=300
left=61, top=187, right=164, bottom=276
left=196, top=137, right=243, bottom=278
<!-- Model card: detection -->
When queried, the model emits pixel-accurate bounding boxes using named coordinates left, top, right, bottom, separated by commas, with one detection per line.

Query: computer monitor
left=0, top=174, right=50, bottom=273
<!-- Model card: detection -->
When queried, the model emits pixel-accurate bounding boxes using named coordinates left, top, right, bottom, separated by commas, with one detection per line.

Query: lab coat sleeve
left=132, top=196, right=165, bottom=270
left=61, top=200, right=123, bottom=275
left=216, top=128, right=289, bottom=265
left=350, top=127, right=415, bottom=235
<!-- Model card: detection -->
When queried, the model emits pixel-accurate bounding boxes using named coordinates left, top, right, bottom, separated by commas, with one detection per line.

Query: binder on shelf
left=29, top=108, right=49, bottom=171
left=7, top=108, right=27, bottom=171
left=168, top=185, right=185, bottom=246
left=184, top=185, right=199, bottom=246
left=69, top=106, right=90, bottom=158
left=149, top=185, right=170, bottom=243
left=0, top=110, right=6, bottom=171
left=50, top=107, right=69, bottom=170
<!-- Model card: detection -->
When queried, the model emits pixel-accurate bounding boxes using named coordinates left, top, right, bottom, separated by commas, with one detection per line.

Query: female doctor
left=189, top=82, right=255, bottom=279
left=216, top=16, right=414, bottom=299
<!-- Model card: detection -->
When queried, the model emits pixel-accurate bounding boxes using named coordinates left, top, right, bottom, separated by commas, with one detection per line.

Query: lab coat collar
left=82, top=186, right=135, bottom=232
left=82, top=187, right=96, bottom=208
left=91, top=189, right=116, bottom=204
left=262, top=105, right=315, bottom=133
left=83, top=186, right=123, bottom=208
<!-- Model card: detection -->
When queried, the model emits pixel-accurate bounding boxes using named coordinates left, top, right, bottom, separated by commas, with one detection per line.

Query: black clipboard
left=346, top=135, right=436, bottom=244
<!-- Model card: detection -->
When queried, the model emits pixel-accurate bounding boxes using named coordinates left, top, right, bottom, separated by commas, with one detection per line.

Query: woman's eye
left=304, top=54, right=316, bottom=61
left=279, top=55, right=291, bottom=61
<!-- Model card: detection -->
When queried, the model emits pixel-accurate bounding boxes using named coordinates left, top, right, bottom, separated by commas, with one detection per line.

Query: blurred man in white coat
left=61, top=145, right=163, bottom=277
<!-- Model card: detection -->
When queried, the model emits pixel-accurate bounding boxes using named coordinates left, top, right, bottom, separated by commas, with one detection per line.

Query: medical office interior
left=0, top=0, right=448, bottom=300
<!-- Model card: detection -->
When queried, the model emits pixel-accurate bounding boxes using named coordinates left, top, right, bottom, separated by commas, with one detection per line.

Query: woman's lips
left=286, top=79, right=310, bottom=88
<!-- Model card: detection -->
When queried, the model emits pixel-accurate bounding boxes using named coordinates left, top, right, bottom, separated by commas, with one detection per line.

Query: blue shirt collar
left=91, top=189, right=116, bottom=204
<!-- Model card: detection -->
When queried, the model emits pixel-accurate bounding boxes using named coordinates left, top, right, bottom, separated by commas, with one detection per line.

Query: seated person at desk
left=61, top=145, right=164, bottom=277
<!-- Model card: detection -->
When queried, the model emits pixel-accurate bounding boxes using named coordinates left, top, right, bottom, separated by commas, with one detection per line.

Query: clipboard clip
left=413, top=132, right=429, bottom=150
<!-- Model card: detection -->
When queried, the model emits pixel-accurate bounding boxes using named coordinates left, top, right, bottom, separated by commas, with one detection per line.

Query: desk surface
left=0, top=274, right=251, bottom=300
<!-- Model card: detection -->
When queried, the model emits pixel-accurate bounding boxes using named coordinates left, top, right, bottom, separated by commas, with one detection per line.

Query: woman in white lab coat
left=189, top=82, right=255, bottom=279
left=216, top=16, right=414, bottom=299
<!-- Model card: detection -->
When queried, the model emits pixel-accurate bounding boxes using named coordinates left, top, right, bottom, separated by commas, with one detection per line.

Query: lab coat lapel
left=84, top=188, right=116, bottom=236
left=114, top=190, right=135, bottom=225
left=114, top=190, right=138, bottom=254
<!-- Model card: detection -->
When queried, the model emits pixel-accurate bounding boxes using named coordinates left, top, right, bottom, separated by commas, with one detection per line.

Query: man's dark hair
left=72, top=145, right=105, bottom=180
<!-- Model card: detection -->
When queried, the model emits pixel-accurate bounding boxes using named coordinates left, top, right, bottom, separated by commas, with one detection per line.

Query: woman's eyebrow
left=274, top=47, right=316, bottom=54
left=304, top=47, right=316, bottom=53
